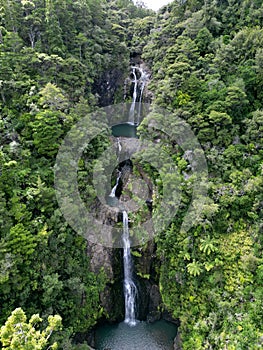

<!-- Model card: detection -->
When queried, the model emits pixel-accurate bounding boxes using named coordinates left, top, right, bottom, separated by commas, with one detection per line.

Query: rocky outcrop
left=87, top=244, right=114, bottom=277
left=86, top=238, right=164, bottom=323
left=86, top=236, right=165, bottom=323
left=94, top=68, right=126, bottom=107
left=174, top=331, right=183, bottom=350
left=146, top=284, right=162, bottom=322
left=86, top=242, right=124, bottom=322
left=86, top=56, right=162, bottom=326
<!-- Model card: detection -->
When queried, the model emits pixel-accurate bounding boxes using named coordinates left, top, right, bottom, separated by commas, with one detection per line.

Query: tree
left=196, top=27, right=213, bottom=55
left=0, top=308, right=62, bottom=350
left=30, top=110, right=65, bottom=157
left=38, top=83, right=68, bottom=111
left=225, top=85, right=249, bottom=122
left=208, top=110, right=232, bottom=146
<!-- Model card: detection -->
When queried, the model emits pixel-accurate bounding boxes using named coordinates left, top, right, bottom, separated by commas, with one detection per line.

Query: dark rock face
left=173, top=331, right=183, bottom=350
left=86, top=202, right=180, bottom=346
left=86, top=56, right=176, bottom=330
left=86, top=244, right=114, bottom=277
left=132, top=240, right=160, bottom=320
left=162, top=310, right=180, bottom=326
left=93, top=68, right=126, bottom=107
left=86, top=152, right=165, bottom=324
left=147, top=284, right=162, bottom=322
left=86, top=238, right=165, bottom=323
left=86, top=243, right=124, bottom=322
left=133, top=242, right=179, bottom=324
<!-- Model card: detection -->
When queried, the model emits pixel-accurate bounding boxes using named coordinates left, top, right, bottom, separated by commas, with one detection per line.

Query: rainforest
left=0, top=0, right=262, bottom=349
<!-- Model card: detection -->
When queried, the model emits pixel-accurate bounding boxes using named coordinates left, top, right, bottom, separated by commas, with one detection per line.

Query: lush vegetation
left=0, top=308, right=62, bottom=350
left=0, top=0, right=151, bottom=348
left=139, top=0, right=263, bottom=348
left=0, top=0, right=262, bottom=349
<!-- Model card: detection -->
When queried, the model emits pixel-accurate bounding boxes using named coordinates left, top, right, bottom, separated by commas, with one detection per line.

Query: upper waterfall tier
left=128, top=66, right=149, bottom=125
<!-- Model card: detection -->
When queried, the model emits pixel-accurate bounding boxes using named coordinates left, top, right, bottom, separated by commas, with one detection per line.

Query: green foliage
left=0, top=308, right=62, bottom=350
left=187, top=260, right=203, bottom=277
left=141, top=0, right=263, bottom=348
left=0, top=0, right=262, bottom=349
left=0, top=0, right=147, bottom=347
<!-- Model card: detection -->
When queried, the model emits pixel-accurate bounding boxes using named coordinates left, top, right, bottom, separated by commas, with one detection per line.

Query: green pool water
left=95, top=320, right=177, bottom=350
left=111, top=123, right=138, bottom=138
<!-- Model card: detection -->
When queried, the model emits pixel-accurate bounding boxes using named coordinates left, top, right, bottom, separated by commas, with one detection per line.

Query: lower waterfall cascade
left=122, top=210, right=138, bottom=326
left=108, top=166, right=138, bottom=326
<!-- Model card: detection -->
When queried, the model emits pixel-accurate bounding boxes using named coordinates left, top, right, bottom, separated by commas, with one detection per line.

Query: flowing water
left=95, top=66, right=178, bottom=349
left=129, top=67, right=138, bottom=124
left=109, top=171, right=121, bottom=198
left=129, top=66, right=149, bottom=124
left=122, top=210, right=137, bottom=326
left=137, top=69, right=148, bottom=123
left=95, top=319, right=177, bottom=350
left=117, top=137, right=122, bottom=153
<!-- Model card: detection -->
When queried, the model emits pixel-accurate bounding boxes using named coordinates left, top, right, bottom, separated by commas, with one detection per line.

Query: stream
left=95, top=66, right=177, bottom=349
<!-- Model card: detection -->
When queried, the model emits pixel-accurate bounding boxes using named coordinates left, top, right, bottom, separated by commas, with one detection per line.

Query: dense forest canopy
left=0, top=0, right=262, bottom=349
left=141, top=1, right=263, bottom=348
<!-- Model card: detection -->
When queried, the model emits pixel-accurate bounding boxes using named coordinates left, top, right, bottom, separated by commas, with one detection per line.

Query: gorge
left=0, top=1, right=262, bottom=349
left=92, top=64, right=179, bottom=349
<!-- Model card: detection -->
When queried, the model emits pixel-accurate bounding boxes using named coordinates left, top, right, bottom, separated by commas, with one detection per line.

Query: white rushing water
left=129, top=66, right=148, bottom=124
left=137, top=69, right=147, bottom=124
left=129, top=67, right=138, bottom=124
left=109, top=171, right=121, bottom=198
left=122, top=211, right=137, bottom=326
left=117, top=137, right=122, bottom=153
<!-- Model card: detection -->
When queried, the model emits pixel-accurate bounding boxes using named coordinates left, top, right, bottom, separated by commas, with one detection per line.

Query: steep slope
left=139, top=0, right=263, bottom=348
left=0, top=0, right=262, bottom=349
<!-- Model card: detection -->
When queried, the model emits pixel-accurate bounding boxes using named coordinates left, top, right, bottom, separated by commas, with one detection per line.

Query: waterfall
left=117, top=137, right=122, bottom=153
left=122, top=210, right=137, bottom=326
left=129, top=67, right=138, bottom=124
left=129, top=66, right=148, bottom=125
left=109, top=171, right=121, bottom=198
left=137, top=70, right=147, bottom=124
